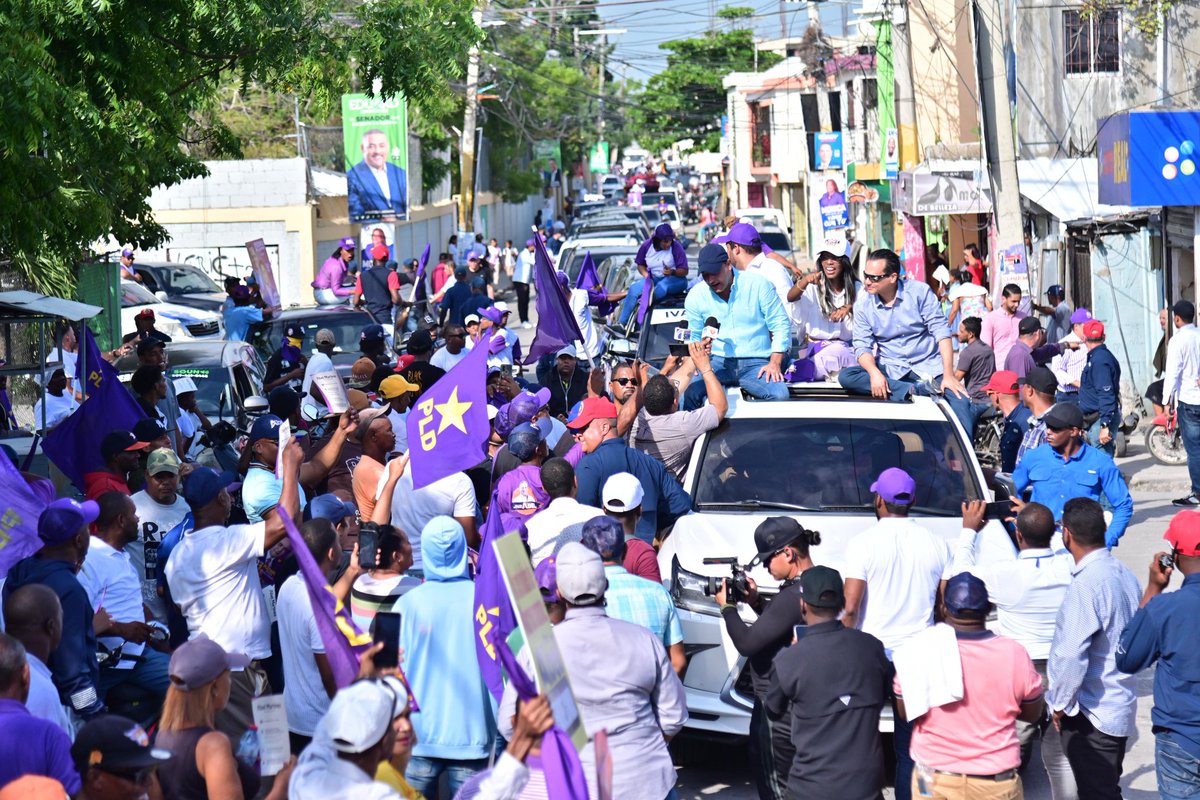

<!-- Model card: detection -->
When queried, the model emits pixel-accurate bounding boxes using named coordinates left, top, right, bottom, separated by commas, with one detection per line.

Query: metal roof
left=0, top=291, right=103, bottom=321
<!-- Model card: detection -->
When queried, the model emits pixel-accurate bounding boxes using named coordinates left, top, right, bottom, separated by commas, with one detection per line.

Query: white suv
left=658, top=385, right=1016, bottom=737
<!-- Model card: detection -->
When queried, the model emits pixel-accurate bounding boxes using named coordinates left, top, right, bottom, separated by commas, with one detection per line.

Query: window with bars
left=1064, top=9, right=1120, bottom=74
left=750, top=103, right=772, bottom=167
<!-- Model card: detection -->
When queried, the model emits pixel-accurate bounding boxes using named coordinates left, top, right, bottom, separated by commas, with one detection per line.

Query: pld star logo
left=415, top=387, right=473, bottom=451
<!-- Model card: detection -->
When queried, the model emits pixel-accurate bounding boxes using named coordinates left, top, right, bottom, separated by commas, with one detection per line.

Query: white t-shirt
left=486, top=329, right=520, bottom=368
left=386, top=408, right=409, bottom=455
left=78, top=537, right=148, bottom=662
left=570, top=289, right=605, bottom=361
left=431, top=347, right=470, bottom=372
left=842, top=517, right=953, bottom=658
left=524, top=497, right=604, bottom=566
left=26, top=655, right=72, bottom=739
left=277, top=574, right=330, bottom=736
left=387, top=464, right=476, bottom=571
left=164, top=522, right=273, bottom=659
left=129, top=490, right=192, bottom=624
left=796, top=282, right=853, bottom=342
left=32, top=392, right=78, bottom=430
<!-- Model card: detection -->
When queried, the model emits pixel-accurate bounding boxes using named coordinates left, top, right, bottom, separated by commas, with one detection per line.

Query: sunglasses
left=103, top=766, right=157, bottom=784
left=612, top=377, right=639, bottom=386
left=863, top=272, right=891, bottom=283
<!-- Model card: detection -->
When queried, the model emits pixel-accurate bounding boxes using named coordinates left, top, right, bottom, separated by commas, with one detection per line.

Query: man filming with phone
left=716, top=517, right=820, bottom=800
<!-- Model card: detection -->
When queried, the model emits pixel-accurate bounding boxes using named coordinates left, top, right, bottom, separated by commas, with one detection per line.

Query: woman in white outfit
left=788, top=241, right=859, bottom=381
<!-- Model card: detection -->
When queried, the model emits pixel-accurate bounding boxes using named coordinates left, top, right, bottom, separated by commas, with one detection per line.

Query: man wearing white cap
left=497, top=543, right=687, bottom=800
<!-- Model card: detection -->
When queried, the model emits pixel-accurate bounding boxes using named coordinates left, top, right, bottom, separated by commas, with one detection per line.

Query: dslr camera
left=702, top=557, right=752, bottom=604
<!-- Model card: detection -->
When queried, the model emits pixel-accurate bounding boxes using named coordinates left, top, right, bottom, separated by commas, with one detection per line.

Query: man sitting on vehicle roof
left=618, top=224, right=689, bottom=326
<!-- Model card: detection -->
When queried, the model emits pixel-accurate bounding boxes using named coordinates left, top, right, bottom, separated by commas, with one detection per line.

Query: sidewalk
left=1118, top=433, right=1190, bottom=493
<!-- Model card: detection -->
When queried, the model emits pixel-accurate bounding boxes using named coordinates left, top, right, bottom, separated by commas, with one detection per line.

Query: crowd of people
left=1, top=210, right=1198, bottom=800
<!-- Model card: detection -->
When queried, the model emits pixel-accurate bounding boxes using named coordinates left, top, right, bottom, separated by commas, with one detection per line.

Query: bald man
left=2, top=585, right=70, bottom=737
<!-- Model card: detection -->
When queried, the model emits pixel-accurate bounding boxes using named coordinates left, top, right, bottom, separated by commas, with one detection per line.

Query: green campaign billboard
left=342, top=93, right=409, bottom=223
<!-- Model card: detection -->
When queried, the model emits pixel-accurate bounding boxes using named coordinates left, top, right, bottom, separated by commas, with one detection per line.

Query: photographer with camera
left=715, top=517, right=820, bottom=800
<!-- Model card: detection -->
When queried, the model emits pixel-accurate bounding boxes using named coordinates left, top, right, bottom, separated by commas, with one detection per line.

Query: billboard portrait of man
left=347, top=128, right=408, bottom=222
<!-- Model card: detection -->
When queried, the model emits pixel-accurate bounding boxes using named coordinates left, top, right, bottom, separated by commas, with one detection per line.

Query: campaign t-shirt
left=129, top=490, right=192, bottom=623
left=495, top=464, right=548, bottom=517
left=277, top=575, right=330, bottom=736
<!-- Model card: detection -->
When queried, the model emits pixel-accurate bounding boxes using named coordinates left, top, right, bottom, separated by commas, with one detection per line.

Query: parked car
left=600, top=175, right=623, bottom=198
left=247, top=305, right=378, bottom=379
left=557, top=239, right=642, bottom=284
left=659, top=387, right=1014, bottom=737
left=734, top=207, right=789, bottom=231
left=119, top=280, right=223, bottom=341
left=757, top=225, right=794, bottom=262
left=131, top=261, right=226, bottom=312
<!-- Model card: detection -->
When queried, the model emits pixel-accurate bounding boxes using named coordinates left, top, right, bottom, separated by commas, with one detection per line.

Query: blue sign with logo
left=1098, top=110, right=1200, bottom=206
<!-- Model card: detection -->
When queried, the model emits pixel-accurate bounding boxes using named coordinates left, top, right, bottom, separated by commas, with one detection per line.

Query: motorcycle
left=972, top=407, right=1004, bottom=471
left=1146, top=407, right=1187, bottom=466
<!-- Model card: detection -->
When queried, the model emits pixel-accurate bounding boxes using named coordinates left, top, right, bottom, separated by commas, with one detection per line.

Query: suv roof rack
left=738, top=383, right=913, bottom=401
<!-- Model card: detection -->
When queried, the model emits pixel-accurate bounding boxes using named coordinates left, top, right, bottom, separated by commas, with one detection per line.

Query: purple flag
left=406, top=337, right=490, bottom=490
left=636, top=274, right=653, bottom=325
left=43, top=325, right=145, bottom=489
left=0, top=447, right=52, bottom=578
left=278, top=507, right=418, bottom=707
left=575, top=252, right=616, bottom=317
left=524, top=232, right=583, bottom=365
left=496, top=637, right=589, bottom=800
left=473, top=492, right=518, bottom=702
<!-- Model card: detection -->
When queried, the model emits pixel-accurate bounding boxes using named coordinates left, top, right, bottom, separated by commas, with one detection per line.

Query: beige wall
left=908, top=0, right=982, bottom=157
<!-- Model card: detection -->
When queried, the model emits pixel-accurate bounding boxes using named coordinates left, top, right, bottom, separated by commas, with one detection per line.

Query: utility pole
left=891, top=2, right=919, bottom=174
left=577, top=29, right=625, bottom=189
left=974, top=0, right=1024, bottom=260
left=459, top=4, right=485, bottom=234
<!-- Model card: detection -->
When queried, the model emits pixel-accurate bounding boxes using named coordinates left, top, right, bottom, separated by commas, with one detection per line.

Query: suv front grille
left=186, top=320, right=220, bottom=337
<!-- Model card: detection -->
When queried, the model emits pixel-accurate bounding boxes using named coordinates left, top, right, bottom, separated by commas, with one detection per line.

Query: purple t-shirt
left=0, top=699, right=81, bottom=794
left=495, top=463, right=549, bottom=518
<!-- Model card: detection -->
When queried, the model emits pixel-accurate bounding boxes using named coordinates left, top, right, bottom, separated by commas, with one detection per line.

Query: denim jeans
left=1157, top=733, right=1200, bottom=799
left=619, top=274, right=689, bottom=325
left=1085, top=416, right=1116, bottom=456
left=682, top=356, right=789, bottom=410
left=98, top=647, right=171, bottom=707
left=406, top=755, right=490, bottom=799
left=839, top=365, right=941, bottom=403
left=947, top=396, right=993, bottom=437
left=893, top=699, right=914, bottom=800
left=1179, top=402, right=1200, bottom=497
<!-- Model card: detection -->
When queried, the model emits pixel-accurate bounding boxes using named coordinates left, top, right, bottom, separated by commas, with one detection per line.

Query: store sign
left=1098, top=110, right=1200, bottom=206
left=895, top=171, right=993, bottom=216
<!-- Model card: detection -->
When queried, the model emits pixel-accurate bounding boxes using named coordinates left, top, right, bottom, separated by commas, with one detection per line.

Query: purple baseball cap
left=481, top=307, right=507, bottom=325
left=944, top=572, right=990, bottom=618
left=1070, top=307, right=1093, bottom=325
left=653, top=223, right=674, bottom=240
left=555, top=271, right=570, bottom=290
left=525, top=238, right=537, bottom=247
left=121, top=247, right=134, bottom=258
left=870, top=467, right=916, bottom=504
left=339, top=236, right=356, bottom=250
left=168, top=634, right=251, bottom=691
left=496, top=389, right=552, bottom=438
left=712, top=221, right=762, bottom=247
left=535, top=557, right=559, bottom=603
left=38, top=498, right=100, bottom=545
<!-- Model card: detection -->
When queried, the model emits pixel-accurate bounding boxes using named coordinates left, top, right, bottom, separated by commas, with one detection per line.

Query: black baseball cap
left=134, top=337, right=164, bottom=356
left=752, top=517, right=804, bottom=563
left=283, top=323, right=305, bottom=340
left=1043, top=402, right=1084, bottom=430
left=798, top=565, right=844, bottom=609
left=132, top=418, right=167, bottom=443
left=943, top=572, right=990, bottom=618
left=71, top=714, right=171, bottom=776
left=100, top=430, right=150, bottom=461
left=1018, top=317, right=1042, bottom=335
left=406, top=329, right=434, bottom=356
left=1018, top=366, right=1058, bottom=396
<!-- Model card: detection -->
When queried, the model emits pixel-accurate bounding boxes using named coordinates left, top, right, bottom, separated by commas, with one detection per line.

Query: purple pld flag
left=278, top=507, right=418, bottom=707
left=0, top=446, right=52, bottom=579
left=43, top=325, right=145, bottom=489
left=473, top=492, right=518, bottom=702
left=575, top=252, right=616, bottom=317
left=496, top=637, right=589, bottom=800
left=636, top=274, right=653, bottom=325
left=524, top=232, right=583, bottom=365
left=407, top=337, right=490, bottom=490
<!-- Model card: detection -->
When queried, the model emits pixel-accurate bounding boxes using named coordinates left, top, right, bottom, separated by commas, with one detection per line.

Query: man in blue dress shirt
left=1011, top=402, right=1133, bottom=547
left=839, top=249, right=968, bottom=404
left=682, top=243, right=790, bottom=410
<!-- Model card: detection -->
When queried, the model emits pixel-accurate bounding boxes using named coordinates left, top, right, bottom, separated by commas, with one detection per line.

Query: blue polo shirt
left=1117, top=573, right=1200, bottom=758
left=0, top=699, right=81, bottom=794
left=1012, top=441, right=1133, bottom=546
left=574, top=438, right=692, bottom=542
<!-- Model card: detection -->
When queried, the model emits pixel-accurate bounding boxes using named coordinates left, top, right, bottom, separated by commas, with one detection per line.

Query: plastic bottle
left=235, top=725, right=260, bottom=769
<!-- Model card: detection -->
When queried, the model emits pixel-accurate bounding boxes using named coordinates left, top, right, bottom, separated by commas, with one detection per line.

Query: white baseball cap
left=323, top=681, right=394, bottom=754
left=493, top=300, right=510, bottom=314
left=556, top=542, right=607, bottom=605
left=602, top=472, right=644, bottom=513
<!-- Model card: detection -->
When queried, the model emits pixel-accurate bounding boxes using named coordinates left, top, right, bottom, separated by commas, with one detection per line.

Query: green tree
left=628, top=6, right=780, bottom=152
left=0, top=0, right=478, bottom=294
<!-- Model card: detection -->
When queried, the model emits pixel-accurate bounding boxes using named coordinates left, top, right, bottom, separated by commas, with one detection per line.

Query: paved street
left=669, top=445, right=1185, bottom=799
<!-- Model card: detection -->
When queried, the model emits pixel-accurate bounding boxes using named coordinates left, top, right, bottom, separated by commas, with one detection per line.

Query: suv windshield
left=250, top=311, right=371, bottom=357
left=165, top=266, right=220, bottom=293
left=760, top=231, right=790, bottom=253
left=693, top=418, right=979, bottom=515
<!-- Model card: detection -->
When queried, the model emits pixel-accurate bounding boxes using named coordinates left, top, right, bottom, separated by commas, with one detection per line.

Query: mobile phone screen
left=372, top=612, right=401, bottom=669
left=358, top=527, right=380, bottom=570
left=983, top=500, right=1013, bottom=520
left=793, top=625, right=807, bottom=643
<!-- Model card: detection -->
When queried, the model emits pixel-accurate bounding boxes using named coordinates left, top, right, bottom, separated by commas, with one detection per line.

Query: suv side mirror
left=607, top=339, right=636, bottom=358
left=990, top=472, right=1016, bottom=501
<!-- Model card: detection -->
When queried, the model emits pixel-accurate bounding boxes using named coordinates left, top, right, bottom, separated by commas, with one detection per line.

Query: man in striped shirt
left=1049, top=308, right=1093, bottom=402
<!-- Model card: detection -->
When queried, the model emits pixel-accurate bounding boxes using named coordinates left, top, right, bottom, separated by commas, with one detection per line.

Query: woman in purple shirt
left=312, top=237, right=357, bottom=304
left=618, top=223, right=689, bottom=325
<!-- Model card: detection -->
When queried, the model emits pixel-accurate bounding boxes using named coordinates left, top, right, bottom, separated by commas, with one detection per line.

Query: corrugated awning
left=0, top=291, right=103, bottom=321
left=1018, top=157, right=1153, bottom=225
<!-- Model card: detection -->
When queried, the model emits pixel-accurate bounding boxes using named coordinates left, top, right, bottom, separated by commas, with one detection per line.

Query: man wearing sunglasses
left=70, top=714, right=171, bottom=800
left=839, top=249, right=969, bottom=405
left=1010, top=402, right=1132, bottom=547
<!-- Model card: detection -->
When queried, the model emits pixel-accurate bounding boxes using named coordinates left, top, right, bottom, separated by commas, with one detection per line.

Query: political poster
left=811, top=131, right=844, bottom=171
left=589, top=142, right=610, bottom=174
left=245, top=238, right=281, bottom=309
left=251, top=695, right=291, bottom=775
left=493, top=531, right=588, bottom=752
left=902, top=214, right=927, bottom=282
left=884, top=128, right=900, bottom=179
left=342, top=93, right=409, bottom=223
left=816, top=176, right=849, bottom=232
left=534, top=140, right=564, bottom=189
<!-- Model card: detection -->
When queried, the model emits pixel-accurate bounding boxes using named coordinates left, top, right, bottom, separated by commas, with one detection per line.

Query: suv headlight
left=670, top=556, right=722, bottom=617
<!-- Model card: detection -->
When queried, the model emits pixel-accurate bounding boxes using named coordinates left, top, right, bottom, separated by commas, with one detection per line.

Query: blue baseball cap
left=1046, top=285, right=1064, bottom=297
left=580, top=516, right=625, bottom=562
left=310, top=494, right=357, bottom=523
left=182, top=468, right=242, bottom=509
left=508, top=420, right=550, bottom=462
left=39, top=498, right=100, bottom=545
left=249, top=414, right=284, bottom=443
left=944, top=572, right=990, bottom=618
left=359, top=324, right=386, bottom=345
left=697, top=243, right=730, bottom=275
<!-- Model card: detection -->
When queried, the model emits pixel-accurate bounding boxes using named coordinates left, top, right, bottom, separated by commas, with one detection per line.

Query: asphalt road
left=671, top=476, right=1178, bottom=799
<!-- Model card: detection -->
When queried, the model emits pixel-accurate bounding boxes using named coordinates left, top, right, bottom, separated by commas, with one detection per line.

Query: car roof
left=270, top=305, right=372, bottom=320
left=115, top=339, right=256, bottom=372
left=722, top=388, right=952, bottom=422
